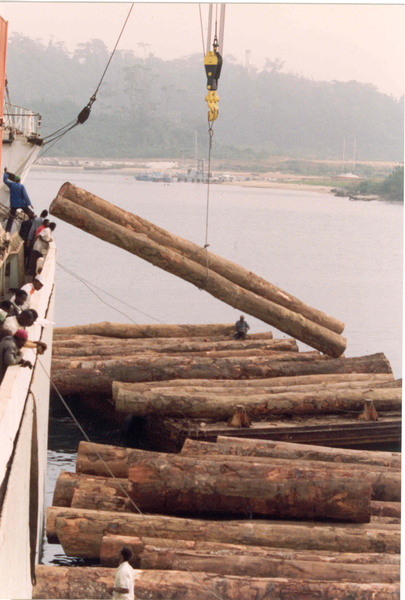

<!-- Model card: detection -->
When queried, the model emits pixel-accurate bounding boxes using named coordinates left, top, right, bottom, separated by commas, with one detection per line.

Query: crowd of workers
left=0, top=168, right=54, bottom=383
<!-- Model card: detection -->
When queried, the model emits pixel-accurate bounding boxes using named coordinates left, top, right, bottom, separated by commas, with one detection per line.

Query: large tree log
left=98, top=535, right=400, bottom=582
left=179, top=440, right=400, bottom=502
left=116, top=372, right=395, bottom=389
left=100, top=534, right=401, bottom=568
left=215, top=437, right=401, bottom=469
left=104, top=540, right=400, bottom=582
left=52, top=471, right=131, bottom=511
left=107, top=378, right=398, bottom=398
left=52, top=337, right=296, bottom=358
left=33, top=565, right=400, bottom=600
left=51, top=352, right=393, bottom=396
left=52, top=331, right=275, bottom=349
left=52, top=350, right=327, bottom=372
left=75, top=440, right=401, bottom=483
left=46, top=507, right=401, bottom=557
left=49, top=195, right=347, bottom=357
left=54, top=467, right=399, bottom=510
left=55, top=182, right=345, bottom=334
left=113, top=384, right=401, bottom=420
left=53, top=322, right=236, bottom=338
left=52, top=348, right=310, bottom=365
left=123, top=449, right=372, bottom=522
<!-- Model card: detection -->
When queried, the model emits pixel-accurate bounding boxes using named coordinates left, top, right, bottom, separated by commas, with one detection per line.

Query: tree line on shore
left=5, top=35, right=404, bottom=164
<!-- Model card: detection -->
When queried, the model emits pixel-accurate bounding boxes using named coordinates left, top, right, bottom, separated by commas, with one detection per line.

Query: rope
left=198, top=4, right=206, bottom=56
left=37, top=359, right=226, bottom=600
left=201, top=123, right=214, bottom=288
left=25, top=3, right=135, bottom=166
left=55, top=261, right=166, bottom=335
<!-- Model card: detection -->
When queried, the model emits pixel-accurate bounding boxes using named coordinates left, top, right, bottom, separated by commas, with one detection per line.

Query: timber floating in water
left=43, top=436, right=400, bottom=598
left=49, top=184, right=347, bottom=357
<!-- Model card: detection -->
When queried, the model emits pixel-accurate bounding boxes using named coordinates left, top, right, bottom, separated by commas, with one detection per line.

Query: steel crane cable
left=38, top=3, right=135, bottom=152
left=199, top=4, right=224, bottom=288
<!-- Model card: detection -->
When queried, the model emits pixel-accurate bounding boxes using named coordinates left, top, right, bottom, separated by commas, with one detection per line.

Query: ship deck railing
left=3, top=102, right=42, bottom=138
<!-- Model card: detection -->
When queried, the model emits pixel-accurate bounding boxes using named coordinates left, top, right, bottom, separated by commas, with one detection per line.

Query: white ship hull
left=0, top=247, right=55, bottom=598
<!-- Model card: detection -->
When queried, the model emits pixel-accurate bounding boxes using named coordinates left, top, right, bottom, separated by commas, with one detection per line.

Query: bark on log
left=117, top=372, right=394, bottom=389
left=46, top=507, right=401, bottom=557
left=53, top=322, right=236, bottom=339
left=49, top=195, right=347, bottom=357
left=52, top=347, right=308, bottom=364
left=114, top=542, right=400, bottom=582
left=179, top=440, right=400, bottom=502
left=53, top=331, right=276, bottom=345
left=113, top=384, right=401, bottom=420
left=106, top=378, right=398, bottom=398
left=55, top=461, right=398, bottom=510
left=216, top=437, right=401, bottom=469
left=51, top=353, right=393, bottom=397
left=33, top=564, right=400, bottom=600
left=100, top=534, right=401, bottom=569
left=52, top=351, right=328, bottom=371
left=55, top=182, right=345, bottom=334
left=75, top=440, right=401, bottom=484
left=124, top=450, right=372, bottom=522
left=52, top=471, right=132, bottom=511
left=52, top=337, right=296, bottom=358
left=371, top=501, right=401, bottom=519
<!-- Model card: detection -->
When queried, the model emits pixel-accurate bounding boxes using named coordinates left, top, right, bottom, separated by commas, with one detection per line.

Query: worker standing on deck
left=3, top=168, right=35, bottom=233
left=29, top=222, right=56, bottom=276
left=10, top=276, right=45, bottom=312
left=234, top=315, right=250, bottom=340
left=0, top=329, right=32, bottom=383
left=108, top=547, right=135, bottom=600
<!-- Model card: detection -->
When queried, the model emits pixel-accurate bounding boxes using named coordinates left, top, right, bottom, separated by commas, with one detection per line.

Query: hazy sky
left=0, top=2, right=404, bottom=98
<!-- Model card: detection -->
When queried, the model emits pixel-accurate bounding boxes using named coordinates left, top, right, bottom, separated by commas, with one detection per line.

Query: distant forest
left=5, top=34, right=404, bottom=161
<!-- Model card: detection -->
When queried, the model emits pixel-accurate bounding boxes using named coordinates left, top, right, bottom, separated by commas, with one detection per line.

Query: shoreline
left=31, top=164, right=334, bottom=194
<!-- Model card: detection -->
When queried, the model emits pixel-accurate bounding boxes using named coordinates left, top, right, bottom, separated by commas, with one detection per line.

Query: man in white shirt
left=29, top=222, right=56, bottom=275
left=109, top=547, right=135, bottom=600
left=10, top=275, right=45, bottom=312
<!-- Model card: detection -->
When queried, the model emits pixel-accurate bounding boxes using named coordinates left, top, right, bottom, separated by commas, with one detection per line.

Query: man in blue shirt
left=3, top=168, right=35, bottom=232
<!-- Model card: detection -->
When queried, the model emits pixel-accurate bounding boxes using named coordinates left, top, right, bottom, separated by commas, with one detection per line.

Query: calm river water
left=26, top=168, right=403, bottom=564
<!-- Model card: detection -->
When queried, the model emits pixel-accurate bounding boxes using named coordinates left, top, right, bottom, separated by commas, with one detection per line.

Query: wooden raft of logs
left=40, top=437, right=401, bottom=598
left=50, top=323, right=401, bottom=449
left=49, top=183, right=347, bottom=357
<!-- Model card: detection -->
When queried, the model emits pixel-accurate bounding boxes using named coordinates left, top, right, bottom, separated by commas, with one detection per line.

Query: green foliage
left=378, top=166, right=404, bottom=202
left=5, top=34, right=404, bottom=161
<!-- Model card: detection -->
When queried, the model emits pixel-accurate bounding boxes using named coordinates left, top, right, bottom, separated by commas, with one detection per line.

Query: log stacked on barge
left=49, top=184, right=347, bottom=356
left=41, top=437, right=400, bottom=598
left=50, top=319, right=400, bottom=449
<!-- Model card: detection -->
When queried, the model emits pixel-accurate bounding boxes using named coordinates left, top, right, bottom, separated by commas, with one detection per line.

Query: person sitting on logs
left=234, top=315, right=250, bottom=340
left=3, top=168, right=36, bottom=233
left=108, top=546, right=135, bottom=600
left=0, top=329, right=33, bottom=383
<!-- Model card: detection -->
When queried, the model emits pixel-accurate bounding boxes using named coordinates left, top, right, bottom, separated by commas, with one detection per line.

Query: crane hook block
left=205, top=90, right=219, bottom=122
left=204, top=49, right=222, bottom=92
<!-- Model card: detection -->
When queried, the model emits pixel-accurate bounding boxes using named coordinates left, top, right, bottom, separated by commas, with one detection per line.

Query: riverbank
left=32, top=163, right=336, bottom=194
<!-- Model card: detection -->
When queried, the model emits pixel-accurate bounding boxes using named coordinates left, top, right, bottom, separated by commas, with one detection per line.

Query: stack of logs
left=37, top=437, right=401, bottom=599
left=50, top=321, right=401, bottom=451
